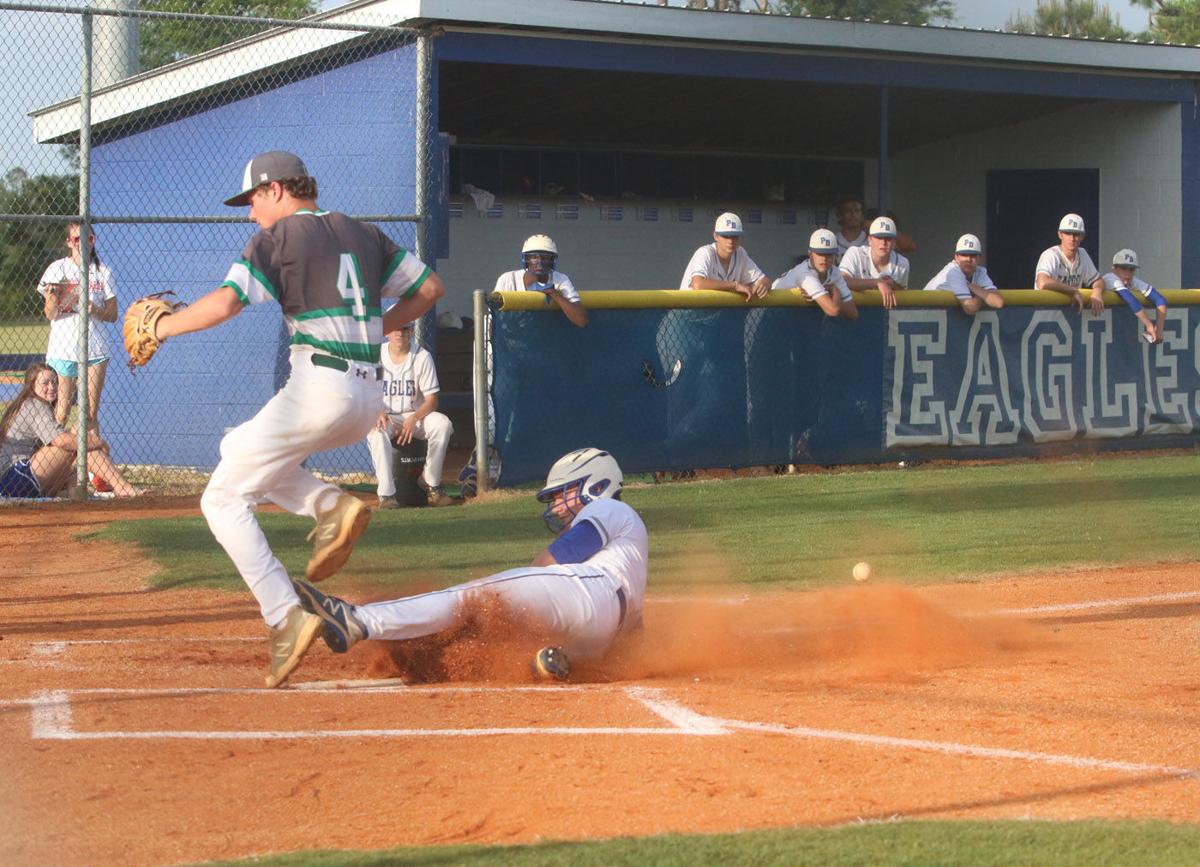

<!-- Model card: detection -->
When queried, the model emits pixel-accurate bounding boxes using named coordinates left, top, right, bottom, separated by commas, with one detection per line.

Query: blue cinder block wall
left=93, top=44, right=419, bottom=472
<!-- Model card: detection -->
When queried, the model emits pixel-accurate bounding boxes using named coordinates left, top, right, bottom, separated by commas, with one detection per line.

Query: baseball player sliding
left=366, top=321, right=454, bottom=508
left=140, top=151, right=444, bottom=688
left=290, top=448, right=646, bottom=682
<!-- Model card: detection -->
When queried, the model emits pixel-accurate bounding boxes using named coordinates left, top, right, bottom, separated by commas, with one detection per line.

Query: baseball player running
left=1035, top=213, right=1105, bottom=315
left=366, top=321, right=454, bottom=508
left=290, top=448, right=646, bottom=682
left=771, top=228, right=858, bottom=319
left=150, top=151, right=443, bottom=688
left=838, top=216, right=911, bottom=309
left=1103, top=248, right=1168, bottom=344
left=923, top=233, right=1005, bottom=315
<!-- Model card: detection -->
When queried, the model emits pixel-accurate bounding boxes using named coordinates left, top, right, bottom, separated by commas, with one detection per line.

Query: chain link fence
left=0, top=2, right=432, bottom=498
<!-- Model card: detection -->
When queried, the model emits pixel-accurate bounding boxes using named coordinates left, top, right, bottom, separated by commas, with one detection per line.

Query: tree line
left=3, top=0, right=1197, bottom=323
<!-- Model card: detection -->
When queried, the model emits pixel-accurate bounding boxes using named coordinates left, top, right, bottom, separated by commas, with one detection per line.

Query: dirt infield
left=2, top=501, right=1198, bottom=866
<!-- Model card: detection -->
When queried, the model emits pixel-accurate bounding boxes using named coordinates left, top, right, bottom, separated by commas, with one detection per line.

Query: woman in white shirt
left=36, top=224, right=119, bottom=430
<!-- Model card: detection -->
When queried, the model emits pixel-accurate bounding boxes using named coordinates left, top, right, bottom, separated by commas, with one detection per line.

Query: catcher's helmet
left=536, top=448, right=623, bottom=533
left=521, top=234, right=558, bottom=274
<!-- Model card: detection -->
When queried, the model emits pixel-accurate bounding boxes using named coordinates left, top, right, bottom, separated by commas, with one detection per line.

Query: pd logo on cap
left=808, top=228, right=838, bottom=253
left=714, top=212, right=744, bottom=236
left=869, top=216, right=897, bottom=238
left=1112, top=248, right=1139, bottom=268
left=955, top=233, right=982, bottom=255
left=1058, top=213, right=1085, bottom=234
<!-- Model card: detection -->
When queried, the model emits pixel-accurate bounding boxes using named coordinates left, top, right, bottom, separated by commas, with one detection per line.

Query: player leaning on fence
left=145, top=151, right=443, bottom=688
left=680, top=212, right=770, bottom=300
left=1035, top=213, right=1105, bottom=316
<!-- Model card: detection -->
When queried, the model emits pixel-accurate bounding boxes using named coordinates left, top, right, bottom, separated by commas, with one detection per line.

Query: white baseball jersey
left=1101, top=272, right=1156, bottom=299
left=923, top=261, right=997, bottom=300
left=1035, top=246, right=1099, bottom=291
left=771, top=259, right=853, bottom=302
left=379, top=344, right=439, bottom=417
left=494, top=269, right=580, bottom=303
left=838, top=245, right=911, bottom=288
left=352, top=496, right=648, bottom=661
left=836, top=229, right=867, bottom=258
left=679, top=244, right=765, bottom=291
left=36, top=257, right=116, bottom=362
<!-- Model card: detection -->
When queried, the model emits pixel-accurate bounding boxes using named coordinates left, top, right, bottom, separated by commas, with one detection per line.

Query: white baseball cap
left=714, top=212, right=744, bottom=236
left=808, top=228, right=838, bottom=254
left=1058, top=213, right=1086, bottom=235
left=1112, top=248, right=1139, bottom=268
left=868, top=216, right=897, bottom=238
left=955, top=233, right=983, bottom=255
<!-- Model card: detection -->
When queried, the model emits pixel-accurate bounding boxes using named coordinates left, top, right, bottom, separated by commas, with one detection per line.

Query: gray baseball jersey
left=221, top=209, right=430, bottom=363
left=1035, top=246, right=1099, bottom=291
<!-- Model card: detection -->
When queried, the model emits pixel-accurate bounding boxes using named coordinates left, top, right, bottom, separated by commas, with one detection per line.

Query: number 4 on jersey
left=337, top=253, right=369, bottom=321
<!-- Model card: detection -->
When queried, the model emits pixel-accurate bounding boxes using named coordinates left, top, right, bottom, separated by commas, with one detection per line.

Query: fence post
left=413, top=27, right=433, bottom=348
left=74, top=9, right=94, bottom=500
left=472, top=289, right=489, bottom=494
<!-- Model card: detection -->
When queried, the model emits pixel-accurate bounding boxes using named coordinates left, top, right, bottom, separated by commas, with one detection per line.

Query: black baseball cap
left=224, top=151, right=309, bottom=206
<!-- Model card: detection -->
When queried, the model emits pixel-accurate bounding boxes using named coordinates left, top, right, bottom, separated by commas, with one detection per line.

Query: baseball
left=852, top=561, right=872, bottom=582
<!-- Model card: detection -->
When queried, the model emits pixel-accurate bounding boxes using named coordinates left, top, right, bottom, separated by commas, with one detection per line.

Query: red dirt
left=1, top=499, right=1198, bottom=866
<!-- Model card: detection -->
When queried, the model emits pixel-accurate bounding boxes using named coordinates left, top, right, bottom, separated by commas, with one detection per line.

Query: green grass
left=0, top=318, right=49, bottom=361
left=213, top=820, right=1200, bottom=866
left=97, top=452, right=1200, bottom=595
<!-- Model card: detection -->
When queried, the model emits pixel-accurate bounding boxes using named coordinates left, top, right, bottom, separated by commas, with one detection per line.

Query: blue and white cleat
left=292, top=579, right=366, bottom=653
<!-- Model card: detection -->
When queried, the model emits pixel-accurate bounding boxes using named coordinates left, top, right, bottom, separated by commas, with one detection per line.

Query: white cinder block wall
left=891, top=100, right=1182, bottom=290
left=435, top=162, right=879, bottom=318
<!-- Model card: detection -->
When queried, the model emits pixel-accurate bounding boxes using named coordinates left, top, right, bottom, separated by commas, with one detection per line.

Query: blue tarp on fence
left=491, top=305, right=1200, bottom=485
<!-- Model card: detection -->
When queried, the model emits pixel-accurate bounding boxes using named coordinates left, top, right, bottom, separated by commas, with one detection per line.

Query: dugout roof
left=30, top=0, right=1200, bottom=146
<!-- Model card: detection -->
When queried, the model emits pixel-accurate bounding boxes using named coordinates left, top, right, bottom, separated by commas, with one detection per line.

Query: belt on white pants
left=308, top=352, right=382, bottom=381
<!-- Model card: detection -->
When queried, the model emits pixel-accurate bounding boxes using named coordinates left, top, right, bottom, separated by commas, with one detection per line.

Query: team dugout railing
left=481, top=288, right=1200, bottom=487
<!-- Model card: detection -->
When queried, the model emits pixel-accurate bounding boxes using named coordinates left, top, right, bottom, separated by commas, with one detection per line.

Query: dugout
left=27, top=0, right=1200, bottom=473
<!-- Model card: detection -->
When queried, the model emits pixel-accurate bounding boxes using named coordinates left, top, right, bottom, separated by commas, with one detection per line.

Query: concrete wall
left=891, top=100, right=1183, bottom=290
left=434, top=160, right=877, bottom=319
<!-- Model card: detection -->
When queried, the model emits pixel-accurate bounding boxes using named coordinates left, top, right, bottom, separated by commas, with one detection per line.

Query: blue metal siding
left=91, top=44, right=420, bottom=470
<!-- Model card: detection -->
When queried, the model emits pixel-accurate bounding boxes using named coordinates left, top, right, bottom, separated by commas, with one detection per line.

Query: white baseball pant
left=355, top=564, right=629, bottom=661
left=201, top=353, right=381, bottom=628
left=365, top=411, right=453, bottom=494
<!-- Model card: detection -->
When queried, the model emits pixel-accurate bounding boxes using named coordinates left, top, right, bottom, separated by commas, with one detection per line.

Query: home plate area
left=23, top=679, right=725, bottom=741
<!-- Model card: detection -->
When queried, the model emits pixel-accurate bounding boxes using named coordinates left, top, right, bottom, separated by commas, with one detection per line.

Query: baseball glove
left=124, top=291, right=184, bottom=369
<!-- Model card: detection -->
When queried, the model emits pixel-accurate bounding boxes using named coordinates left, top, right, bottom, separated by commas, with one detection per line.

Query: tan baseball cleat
left=265, top=606, right=322, bottom=688
left=306, top=493, right=372, bottom=582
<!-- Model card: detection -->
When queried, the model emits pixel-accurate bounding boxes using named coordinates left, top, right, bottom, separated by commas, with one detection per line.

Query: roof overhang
left=32, top=0, right=1200, bottom=143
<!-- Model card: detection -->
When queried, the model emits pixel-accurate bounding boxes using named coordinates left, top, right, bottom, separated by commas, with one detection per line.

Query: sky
left=0, top=0, right=1158, bottom=177
left=951, top=0, right=1148, bottom=31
